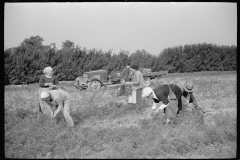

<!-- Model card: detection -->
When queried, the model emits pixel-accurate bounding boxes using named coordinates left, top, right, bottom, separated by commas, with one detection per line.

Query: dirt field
left=4, top=71, right=236, bottom=158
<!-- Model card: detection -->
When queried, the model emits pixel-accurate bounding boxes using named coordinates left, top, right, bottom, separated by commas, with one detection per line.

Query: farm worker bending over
left=40, top=90, right=74, bottom=127
left=123, top=64, right=145, bottom=110
left=39, top=66, right=59, bottom=117
left=142, top=84, right=183, bottom=124
left=119, top=63, right=131, bottom=96
left=178, top=82, right=199, bottom=110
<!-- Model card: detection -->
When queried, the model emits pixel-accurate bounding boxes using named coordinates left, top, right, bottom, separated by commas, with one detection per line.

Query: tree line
left=4, top=36, right=236, bottom=85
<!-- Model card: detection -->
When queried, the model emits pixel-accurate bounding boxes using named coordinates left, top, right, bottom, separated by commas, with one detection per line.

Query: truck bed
left=142, top=70, right=168, bottom=78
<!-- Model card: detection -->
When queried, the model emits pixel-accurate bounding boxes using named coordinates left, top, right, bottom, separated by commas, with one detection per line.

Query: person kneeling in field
left=177, top=82, right=199, bottom=111
left=142, top=83, right=183, bottom=124
left=40, top=90, right=74, bottom=127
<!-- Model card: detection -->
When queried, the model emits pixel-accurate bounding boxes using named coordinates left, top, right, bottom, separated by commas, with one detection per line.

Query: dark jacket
left=152, top=84, right=182, bottom=105
left=39, top=75, right=59, bottom=88
left=182, top=91, right=198, bottom=107
left=121, top=67, right=130, bottom=81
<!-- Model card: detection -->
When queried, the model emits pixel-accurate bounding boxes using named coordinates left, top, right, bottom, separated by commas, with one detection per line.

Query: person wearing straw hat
left=180, top=82, right=198, bottom=110
left=40, top=89, right=74, bottom=127
left=123, top=64, right=145, bottom=111
left=142, top=83, right=183, bottom=124
left=38, top=66, right=60, bottom=117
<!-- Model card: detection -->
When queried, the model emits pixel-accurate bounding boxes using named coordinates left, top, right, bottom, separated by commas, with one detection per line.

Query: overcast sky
left=4, top=2, right=237, bottom=55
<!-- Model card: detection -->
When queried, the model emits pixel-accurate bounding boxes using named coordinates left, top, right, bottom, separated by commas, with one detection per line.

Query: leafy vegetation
left=4, top=36, right=236, bottom=85
left=5, top=71, right=236, bottom=158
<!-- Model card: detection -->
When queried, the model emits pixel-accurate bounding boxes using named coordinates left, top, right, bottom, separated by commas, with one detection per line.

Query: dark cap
left=130, top=64, right=138, bottom=70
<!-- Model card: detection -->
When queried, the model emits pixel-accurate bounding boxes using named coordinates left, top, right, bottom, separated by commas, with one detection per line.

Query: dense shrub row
left=4, top=37, right=236, bottom=85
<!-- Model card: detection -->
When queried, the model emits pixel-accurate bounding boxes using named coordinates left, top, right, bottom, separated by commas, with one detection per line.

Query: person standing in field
left=40, top=90, right=74, bottom=127
left=122, top=63, right=131, bottom=82
left=38, top=66, right=59, bottom=117
left=124, top=64, right=145, bottom=110
left=119, top=63, right=131, bottom=96
left=142, top=83, right=183, bottom=124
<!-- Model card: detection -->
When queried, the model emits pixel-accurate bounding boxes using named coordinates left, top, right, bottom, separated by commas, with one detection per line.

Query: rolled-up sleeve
left=133, top=72, right=141, bottom=86
left=159, top=103, right=169, bottom=109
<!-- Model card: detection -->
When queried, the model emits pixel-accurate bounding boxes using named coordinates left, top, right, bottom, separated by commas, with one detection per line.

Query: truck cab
left=74, top=70, right=123, bottom=91
left=83, top=70, right=109, bottom=83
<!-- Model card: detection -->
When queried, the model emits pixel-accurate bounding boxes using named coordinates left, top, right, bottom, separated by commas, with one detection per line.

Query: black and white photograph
left=4, top=2, right=236, bottom=159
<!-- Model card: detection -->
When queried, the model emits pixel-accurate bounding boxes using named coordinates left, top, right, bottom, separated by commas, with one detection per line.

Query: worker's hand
left=155, top=107, right=165, bottom=116
left=121, top=79, right=125, bottom=84
left=52, top=111, right=58, bottom=118
left=45, top=83, right=53, bottom=86
left=188, top=103, right=195, bottom=108
left=159, top=103, right=168, bottom=110
left=125, top=82, right=133, bottom=85
left=151, top=103, right=157, bottom=110
left=49, top=84, right=57, bottom=89
left=52, top=113, right=57, bottom=118
left=149, top=110, right=155, bottom=117
left=49, top=85, right=55, bottom=89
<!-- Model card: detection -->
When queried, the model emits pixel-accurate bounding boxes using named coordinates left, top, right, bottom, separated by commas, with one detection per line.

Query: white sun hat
left=41, top=91, right=50, bottom=99
left=142, top=87, right=153, bottom=98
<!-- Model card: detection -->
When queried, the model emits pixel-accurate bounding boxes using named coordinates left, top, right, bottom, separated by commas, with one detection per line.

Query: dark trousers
left=119, top=77, right=130, bottom=96
left=175, top=85, right=183, bottom=113
left=136, top=88, right=142, bottom=109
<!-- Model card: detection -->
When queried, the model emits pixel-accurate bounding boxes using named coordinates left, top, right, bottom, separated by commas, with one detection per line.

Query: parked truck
left=74, top=69, right=168, bottom=91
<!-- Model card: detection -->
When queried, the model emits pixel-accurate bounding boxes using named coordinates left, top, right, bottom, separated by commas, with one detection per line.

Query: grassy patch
left=5, top=71, right=236, bottom=158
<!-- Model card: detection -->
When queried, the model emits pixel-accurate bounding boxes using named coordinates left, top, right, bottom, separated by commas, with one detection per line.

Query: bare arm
left=53, top=99, right=63, bottom=118
left=190, top=94, right=198, bottom=107
left=43, top=99, right=54, bottom=115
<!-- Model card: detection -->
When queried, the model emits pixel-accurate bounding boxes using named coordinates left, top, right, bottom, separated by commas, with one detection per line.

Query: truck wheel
left=144, top=77, right=151, bottom=87
left=89, top=80, right=101, bottom=91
